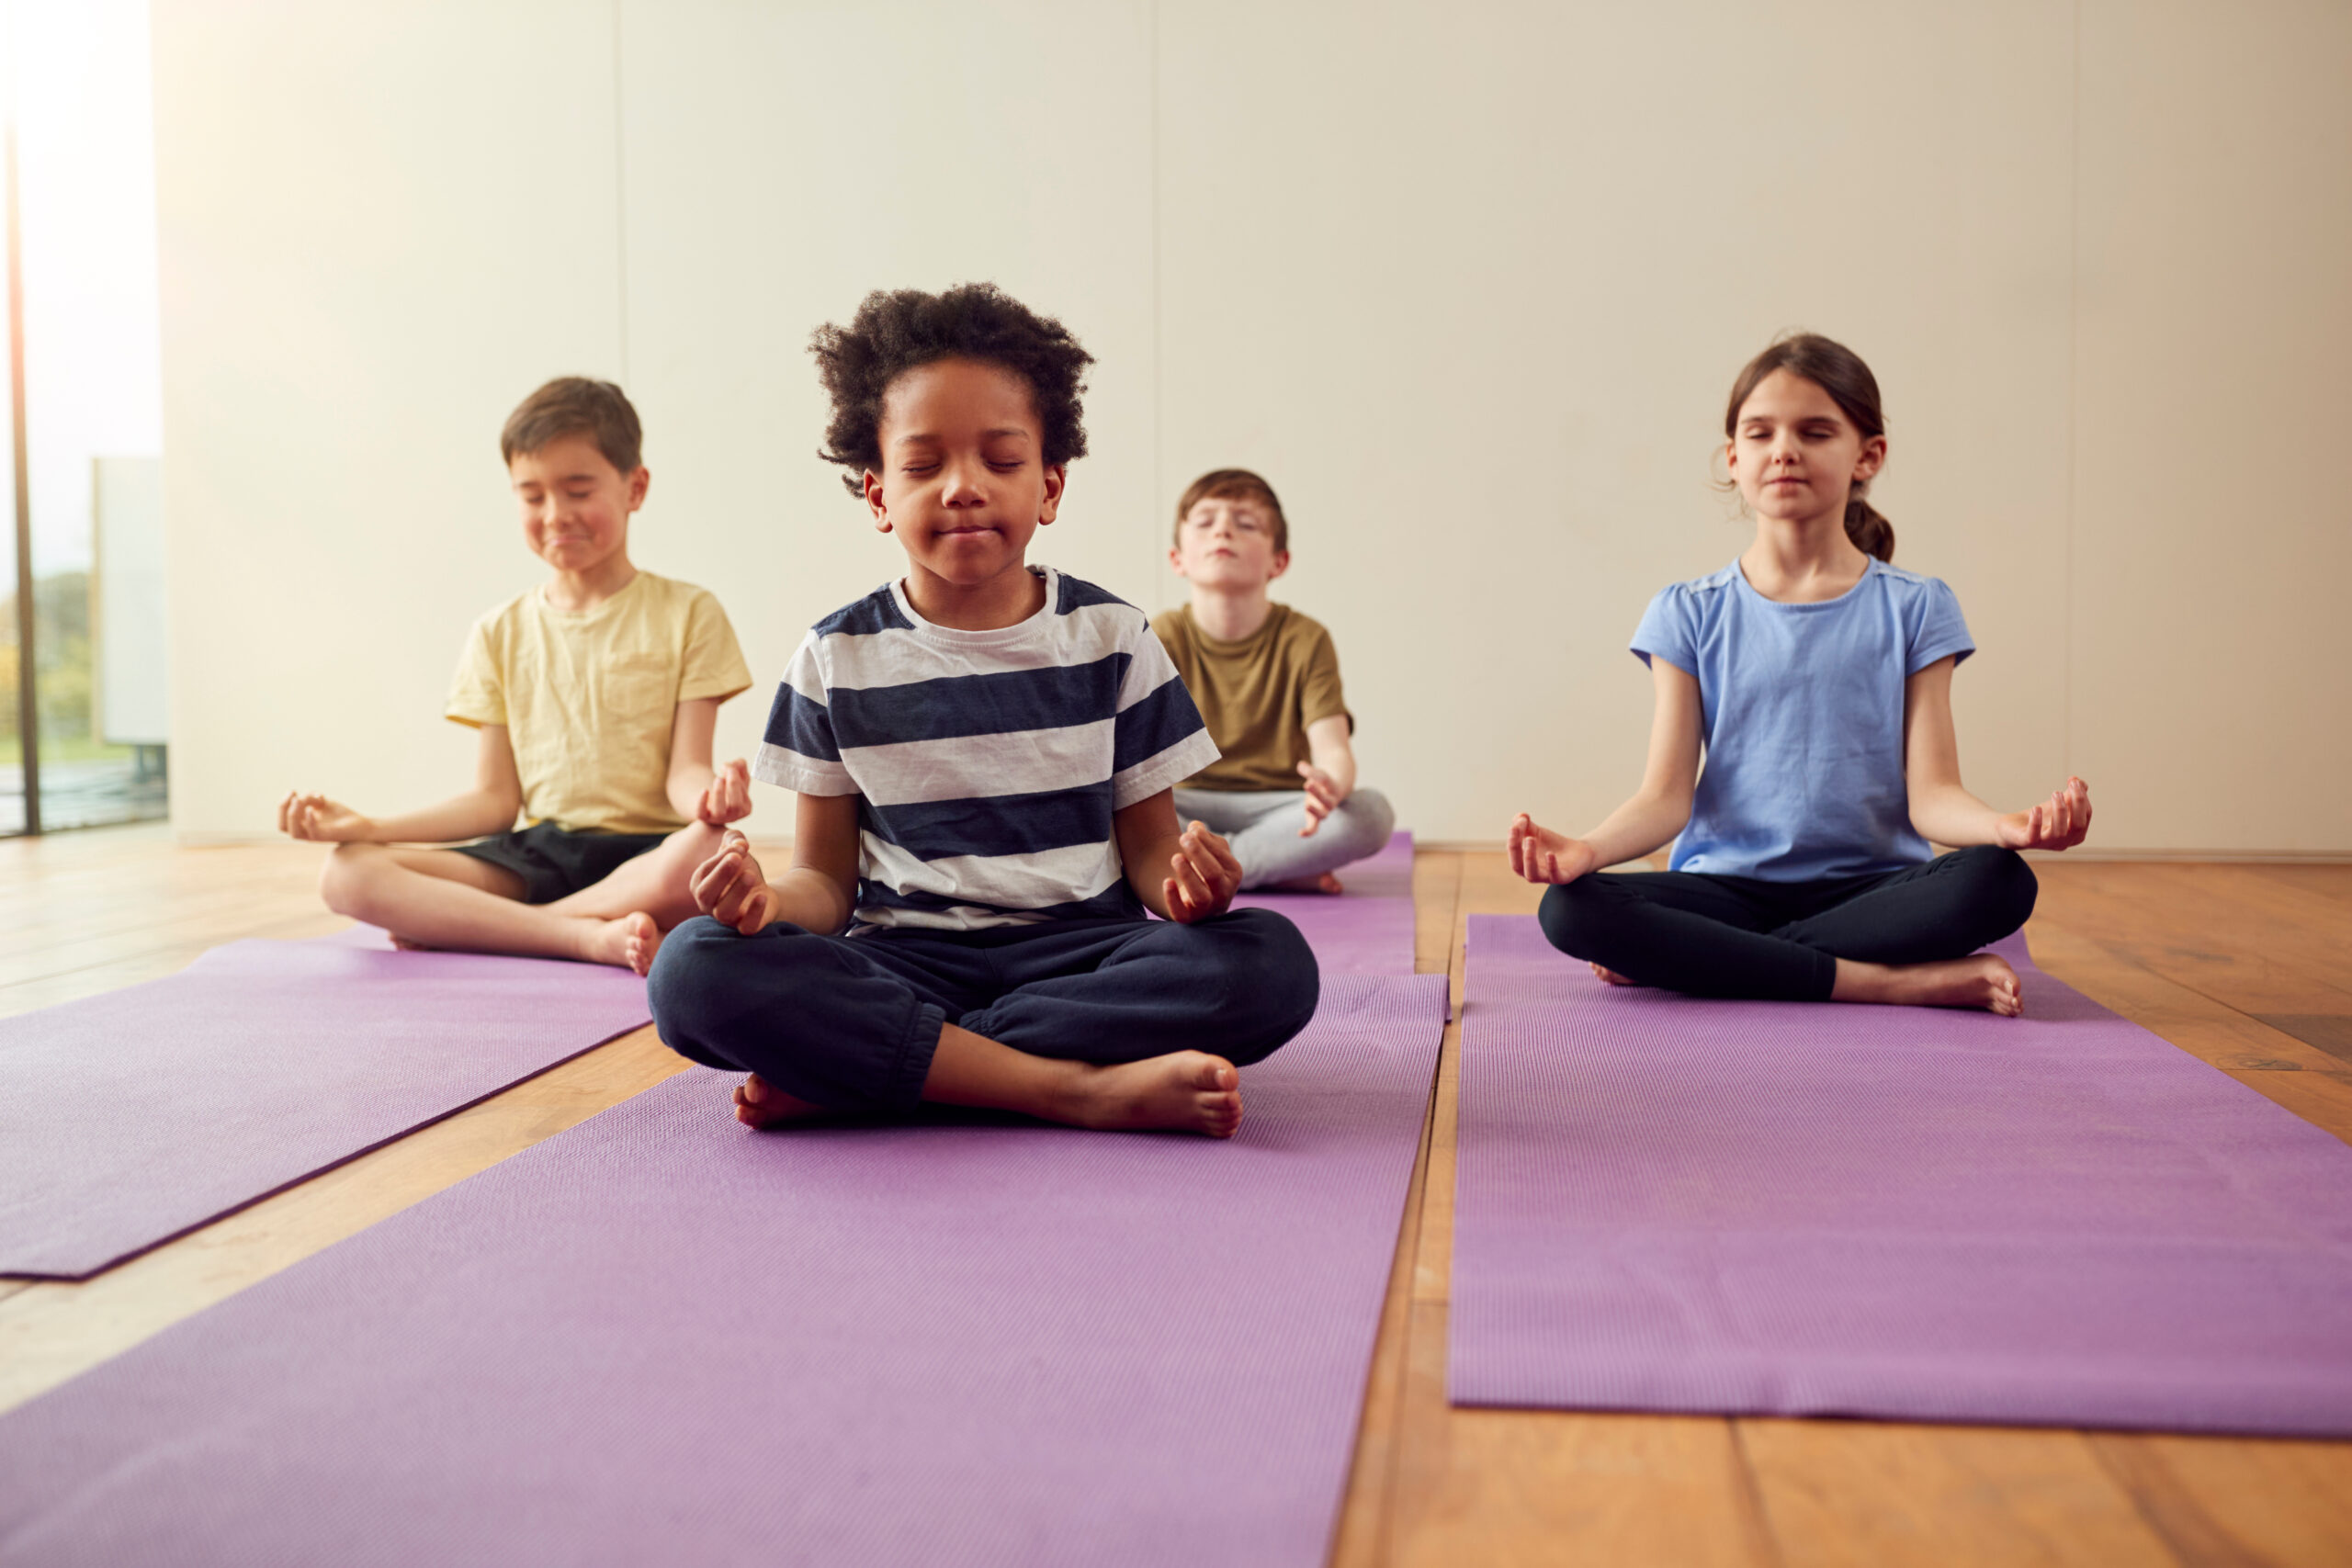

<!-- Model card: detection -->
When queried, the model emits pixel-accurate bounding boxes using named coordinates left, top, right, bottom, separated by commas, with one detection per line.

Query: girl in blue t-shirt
left=1508, top=333, right=2091, bottom=1013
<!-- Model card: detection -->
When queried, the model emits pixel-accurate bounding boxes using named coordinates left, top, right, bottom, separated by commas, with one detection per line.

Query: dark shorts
left=453, top=822, right=672, bottom=905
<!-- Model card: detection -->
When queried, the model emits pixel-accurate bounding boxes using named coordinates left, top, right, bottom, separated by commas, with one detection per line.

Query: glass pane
left=8, top=0, right=166, bottom=832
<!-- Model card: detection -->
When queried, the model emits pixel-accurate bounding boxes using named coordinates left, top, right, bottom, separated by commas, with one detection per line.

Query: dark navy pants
left=647, top=908, right=1320, bottom=1113
left=1536, top=844, right=2038, bottom=1002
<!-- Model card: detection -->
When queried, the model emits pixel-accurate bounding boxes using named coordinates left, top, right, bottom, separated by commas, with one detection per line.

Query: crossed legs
left=318, top=821, right=726, bottom=973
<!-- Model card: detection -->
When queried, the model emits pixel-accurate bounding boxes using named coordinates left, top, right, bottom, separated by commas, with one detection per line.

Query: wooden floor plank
left=2090, top=1433, right=2352, bottom=1568
left=1739, top=1420, right=2177, bottom=1567
left=2034, top=866, right=2352, bottom=1016
left=1329, top=851, right=1461, bottom=1568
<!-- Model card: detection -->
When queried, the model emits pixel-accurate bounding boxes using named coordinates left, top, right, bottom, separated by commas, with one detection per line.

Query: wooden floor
left=6, top=826, right=2352, bottom=1564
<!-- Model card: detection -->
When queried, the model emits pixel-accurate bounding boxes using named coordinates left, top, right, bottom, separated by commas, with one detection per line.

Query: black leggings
left=1536, top=845, right=2038, bottom=1002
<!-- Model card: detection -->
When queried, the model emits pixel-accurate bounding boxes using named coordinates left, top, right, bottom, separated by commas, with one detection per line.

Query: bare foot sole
left=583, top=911, right=662, bottom=974
left=1839, top=953, right=2023, bottom=1016
left=1590, top=963, right=1639, bottom=987
left=389, top=933, right=437, bottom=953
left=1267, top=873, right=1345, bottom=895
left=734, top=1072, right=828, bottom=1129
left=1058, top=1052, right=1244, bottom=1137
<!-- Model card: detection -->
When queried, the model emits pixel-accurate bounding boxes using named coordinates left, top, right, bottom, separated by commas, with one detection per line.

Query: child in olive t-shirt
left=1154, top=468, right=1394, bottom=892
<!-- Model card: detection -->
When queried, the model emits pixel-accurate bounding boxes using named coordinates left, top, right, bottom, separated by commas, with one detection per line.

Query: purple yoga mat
left=1449, top=916, right=2352, bottom=1435
left=0, top=935, right=649, bottom=1279
left=0, top=972, right=1447, bottom=1566
left=1229, top=829, right=1416, bottom=974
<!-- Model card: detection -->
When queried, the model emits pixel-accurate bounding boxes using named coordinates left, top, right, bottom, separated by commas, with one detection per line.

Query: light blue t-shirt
left=1632, top=558, right=1975, bottom=882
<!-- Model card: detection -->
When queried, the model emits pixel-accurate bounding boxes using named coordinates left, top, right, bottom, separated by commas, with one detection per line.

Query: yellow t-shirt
left=1149, top=603, right=1351, bottom=792
left=446, top=571, right=753, bottom=834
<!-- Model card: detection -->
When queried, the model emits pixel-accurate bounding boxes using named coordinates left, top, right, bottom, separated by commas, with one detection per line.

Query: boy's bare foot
left=1268, top=872, right=1345, bottom=895
left=1834, top=953, right=2023, bottom=1016
left=1590, top=963, right=1638, bottom=987
left=582, top=911, right=662, bottom=974
left=734, top=1072, right=827, bottom=1129
left=1057, top=1052, right=1245, bottom=1137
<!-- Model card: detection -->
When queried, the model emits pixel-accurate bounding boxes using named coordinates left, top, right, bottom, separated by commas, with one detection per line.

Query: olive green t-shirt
left=1150, top=603, right=1351, bottom=792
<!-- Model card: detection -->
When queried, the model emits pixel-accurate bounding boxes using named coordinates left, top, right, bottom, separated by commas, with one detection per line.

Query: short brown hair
left=500, top=377, right=644, bottom=475
left=1174, top=468, right=1288, bottom=554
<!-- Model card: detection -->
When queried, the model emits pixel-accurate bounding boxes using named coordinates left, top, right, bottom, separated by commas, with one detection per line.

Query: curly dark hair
left=811, top=283, right=1093, bottom=494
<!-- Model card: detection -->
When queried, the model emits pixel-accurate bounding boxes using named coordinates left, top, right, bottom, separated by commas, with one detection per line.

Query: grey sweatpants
left=1172, top=785, right=1397, bottom=891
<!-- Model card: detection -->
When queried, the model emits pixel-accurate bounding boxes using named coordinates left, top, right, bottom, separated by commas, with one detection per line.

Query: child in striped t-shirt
left=647, top=286, right=1319, bottom=1138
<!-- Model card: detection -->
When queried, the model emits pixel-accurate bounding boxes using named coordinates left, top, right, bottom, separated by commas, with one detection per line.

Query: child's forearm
left=365, top=789, right=521, bottom=845
left=1123, top=832, right=1188, bottom=920
left=664, top=762, right=717, bottom=822
left=1306, top=739, right=1357, bottom=799
left=1907, top=784, right=2006, bottom=849
left=766, top=866, right=854, bottom=936
left=1577, top=791, right=1690, bottom=870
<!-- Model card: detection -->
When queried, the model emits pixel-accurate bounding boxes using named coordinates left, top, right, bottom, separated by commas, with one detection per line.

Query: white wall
left=153, top=0, right=2352, bottom=852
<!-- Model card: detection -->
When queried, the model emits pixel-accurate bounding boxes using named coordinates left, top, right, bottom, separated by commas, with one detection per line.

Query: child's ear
left=1268, top=549, right=1291, bottom=581
left=1168, top=544, right=1187, bottom=576
left=862, top=469, right=892, bottom=533
left=1853, top=434, right=1888, bottom=484
left=627, top=466, right=651, bottom=511
left=1036, top=463, right=1067, bottom=525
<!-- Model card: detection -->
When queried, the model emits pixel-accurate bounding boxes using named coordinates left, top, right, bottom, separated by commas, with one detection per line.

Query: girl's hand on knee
left=278, top=791, right=372, bottom=843
left=1996, top=775, right=2091, bottom=852
left=1164, top=823, right=1242, bottom=923
left=1295, top=761, right=1343, bottom=838
left=696, top=760, right=753, bottom=828
left=1508, top=814, right=1600, bottom=885
left=691, top=829, right=775, bottom=934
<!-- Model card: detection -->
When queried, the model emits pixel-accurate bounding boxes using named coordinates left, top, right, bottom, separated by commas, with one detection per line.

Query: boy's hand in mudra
left=1164, top=822, right=1243, bottom=923
left=691, top=829, right=775, bottom=934
left=695, top=759, right=753, bottom=827
left=1296, top=761, right=1344, bottom=838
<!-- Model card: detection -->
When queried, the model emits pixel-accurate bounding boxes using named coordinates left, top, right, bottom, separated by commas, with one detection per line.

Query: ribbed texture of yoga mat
left=0, top=971, right=1447, bottom=1567
left=1449, top=916, right=2352, bottom=1435
left=1230, top=830, right=1415, bottom=974
left=0, top=935, right=649, bottom=1278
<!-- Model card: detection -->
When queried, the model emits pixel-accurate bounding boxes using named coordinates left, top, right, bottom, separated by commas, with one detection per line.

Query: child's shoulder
left=1647, top=562, right=1743, bottom=615
left=808, top=581, right=918, bottom=642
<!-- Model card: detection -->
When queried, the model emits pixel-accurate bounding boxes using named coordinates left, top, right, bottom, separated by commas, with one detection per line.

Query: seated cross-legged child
left=279, top=377, right=755, bottom=975
left=1509, top=333, right=2092, bottom=1014
left=1152, top=468, right=1395, bottom=894
left=647, top=285, right=1319, bottom=1138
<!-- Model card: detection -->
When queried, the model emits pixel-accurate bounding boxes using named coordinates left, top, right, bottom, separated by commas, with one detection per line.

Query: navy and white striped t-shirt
left=754, top=566, right=1222, bottom=933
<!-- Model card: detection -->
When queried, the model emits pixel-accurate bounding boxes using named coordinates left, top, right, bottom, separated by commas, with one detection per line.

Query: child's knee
left=1536, top=878, right=1613, bottom=959
left=1334, top=787, right=1396, bottom=852
left=646, top=917, right=769, bottom=1064
left=317, top=842, right=382, bottom=918
left=1196, top=909, right=1320, bottom=1062
left=1951, top=845, right=2038, bottom=932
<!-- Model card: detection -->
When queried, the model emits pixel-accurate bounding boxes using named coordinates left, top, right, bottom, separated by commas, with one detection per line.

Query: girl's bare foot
left=1833, top=953, right=2023, bottom=1016
left=1268, top=872, right=1345, bottom=895
left=1057, top=1052, right=1245, bottom=1137
left=582, top=911, right=662, bottom=974
left=734, top=1072, right=827, bottom=1129
left=1591, top=963, right=1638, bottom=987
left=389, top=933, right=437, bottom=953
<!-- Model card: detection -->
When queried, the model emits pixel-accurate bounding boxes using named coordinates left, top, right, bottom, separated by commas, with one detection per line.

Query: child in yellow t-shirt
left=277, top=378, right=754, bottom=973
left=1153, top=468, right=1395, bottom=893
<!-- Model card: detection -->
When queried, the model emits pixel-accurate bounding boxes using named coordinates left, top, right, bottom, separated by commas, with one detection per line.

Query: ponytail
left=1724, top=332, right=1894, bottom=562
left=1845, top=496, right=1894, bottom=561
